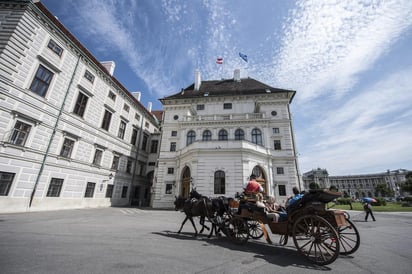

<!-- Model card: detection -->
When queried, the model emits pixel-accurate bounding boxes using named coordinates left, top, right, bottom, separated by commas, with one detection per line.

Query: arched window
left=202, top=130, right=212, bottom=141
left=218, top=129, right=228, bottom=140
left=234, top=128, right=244, bottom=140
left=186, top=130, right=195, bottom=145
left=214, top=170, right=225, bottom=194
left=251, top=128, right=262, bottom=145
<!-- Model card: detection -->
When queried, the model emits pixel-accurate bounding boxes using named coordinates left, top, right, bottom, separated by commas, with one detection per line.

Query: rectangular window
left=278, top=185, right=286, bottom=196
left=46, top=178, right=63, bottom=197
left=273, top=128, right=280, bottom=134
left=277, top=167, right=284, bottom=175
left=92, top=149, right=103, bottom=166
left=29, top=65, right=53, bottom=97
left=214, top=171, right=226, bottom=194
left=138, top=161, right=145, bottom=176
left=60, top=138, right=75, bottom=158
left=108, top=91, right=116, bottom=101
left=126, top=159, right=133, bottom=174
left=148, top=162, right=156, bottom=166
left=150, top=140, right=158, bottom=153
left=171, top=131, right=177, bottom=137
left=165, top=183, right=173, bottom=194
left=0, top=172, right=15, bottom=196
left=73, top=92, right=88, bottom=117
left=101, top=110, right=112, bottom=131
left=47, top=39, right=63, bottom=57
left=121, top=186, right=128, bottom=198
left=111, top=155, right=120, bottom=170
left=84, top=182, right=96, bottom=198
left=131, top=128, right=138, bottom=146
left=105, top=184, right=114, bottom=198
left=118, top=120, right=126, bottom=139
left=135, top=113, right=141, bottom=121
left=274, top=140, right=281, bottom=150
left=167, top=168, right=174, bottom=174
left=223, top=103, right=232, bottom=109
left=84, top=70, right=95, bottom=83
left=123, top=104, right=130, bottom=112
left=10, top=121, right=31, bottom=146
left=170, top=142, right=176, bottom=152
left=145, top=122, right=149, bottom=128
left=141, top=134, right=148, bottom=151
left=196, top=104, right=205, bottom=110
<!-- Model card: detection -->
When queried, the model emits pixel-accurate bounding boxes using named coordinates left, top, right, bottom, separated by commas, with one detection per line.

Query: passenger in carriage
left=264, top=196, right=280, bottom=222
left=286, top=186, right=303, bottom=207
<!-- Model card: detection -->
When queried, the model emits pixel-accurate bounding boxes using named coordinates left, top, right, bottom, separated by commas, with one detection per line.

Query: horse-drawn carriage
left=174, top=188, right=360, bottom=266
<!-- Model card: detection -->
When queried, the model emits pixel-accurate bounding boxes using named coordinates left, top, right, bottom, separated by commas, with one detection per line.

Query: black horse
left=174, top=194, right=211, bottom=237
left=174, top=188, right=233, bottom=238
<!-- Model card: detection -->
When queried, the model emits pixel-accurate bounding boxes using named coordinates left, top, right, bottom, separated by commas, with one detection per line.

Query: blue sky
left=41, top=0, right=412, bottom=175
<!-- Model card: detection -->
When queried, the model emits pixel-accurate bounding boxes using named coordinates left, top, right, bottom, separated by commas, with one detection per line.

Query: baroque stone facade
left=151, top=70, right=302, bottom=208
left=302, top=168, right=410, bottom=199
left=0, top=1, right=159, bottom=213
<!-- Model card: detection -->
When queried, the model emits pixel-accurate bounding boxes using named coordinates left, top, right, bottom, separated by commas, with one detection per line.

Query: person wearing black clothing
left=364, top=202, right=376, bottom=221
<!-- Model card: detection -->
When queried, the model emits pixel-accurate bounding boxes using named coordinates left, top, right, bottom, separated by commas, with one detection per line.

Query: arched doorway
left=252, top=166, right=267, bottom=194
left=181, top=166, right=191, bottom=198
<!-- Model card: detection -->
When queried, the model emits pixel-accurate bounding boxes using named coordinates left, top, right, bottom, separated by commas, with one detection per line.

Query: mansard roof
left=161, top=77, right=296, bottom=103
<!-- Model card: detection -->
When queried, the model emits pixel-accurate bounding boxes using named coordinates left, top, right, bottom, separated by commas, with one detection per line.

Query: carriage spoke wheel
left=248, top=220, right=264, bottom=239
left=338, top=218, right=360, bottom=255
left=227, top=216, right=249, bottom=245
left=279, top=234, right=288, bottom=246
left=292, top=215, right=340, bottom=265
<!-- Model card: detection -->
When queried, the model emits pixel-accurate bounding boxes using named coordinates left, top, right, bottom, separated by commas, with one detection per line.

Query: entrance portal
left=181, top=167, right=191, bottom=198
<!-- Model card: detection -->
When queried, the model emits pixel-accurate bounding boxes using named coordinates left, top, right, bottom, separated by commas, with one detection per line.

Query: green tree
left=401, top=171, right=412, bottom=192
left=375, top=183, right=393, bottom=197
left=329, top=185, right=338, bottom=192
left=309, top=182, right=320, bottom=190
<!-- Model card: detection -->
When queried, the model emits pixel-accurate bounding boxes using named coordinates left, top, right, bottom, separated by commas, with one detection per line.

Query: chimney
left=147, top=102, right=152, bottom=112
left=194, top=69, right=201, bottom=91
left=100, top=61, right=116, bottom=76
left=234, top=69, right=240, bottom=82
left=132, top=91, right=141, bottom=101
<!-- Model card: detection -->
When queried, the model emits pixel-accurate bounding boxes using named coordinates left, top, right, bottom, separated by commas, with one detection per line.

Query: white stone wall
left=152, top=93, right=299, bottom=208
left=0, top=2, right=158, bottom=213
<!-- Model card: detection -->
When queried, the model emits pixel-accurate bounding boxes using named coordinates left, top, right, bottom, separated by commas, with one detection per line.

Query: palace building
left=151, top=70, right=302, bottom=208
left=0, top=0, right=159, bottom=213
left=0, top=1, right=302, bottom=213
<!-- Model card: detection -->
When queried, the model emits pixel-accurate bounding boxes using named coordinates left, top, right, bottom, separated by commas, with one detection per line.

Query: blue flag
left=239, top=52, right=248, bottom=62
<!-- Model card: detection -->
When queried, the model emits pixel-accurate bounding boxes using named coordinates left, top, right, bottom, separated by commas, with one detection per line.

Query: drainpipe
left=129, top=114, right=145, bottom=206
left=287, top=101, right=302, bottom=192
left=28, top=54, right=82, bottom=208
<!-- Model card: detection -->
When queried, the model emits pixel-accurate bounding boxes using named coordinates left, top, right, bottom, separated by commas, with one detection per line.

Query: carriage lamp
left=108, top=173, right=113, bottom=180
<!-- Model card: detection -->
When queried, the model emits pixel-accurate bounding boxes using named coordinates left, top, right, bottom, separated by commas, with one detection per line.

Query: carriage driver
left=243, top=174, right=263, bottom=195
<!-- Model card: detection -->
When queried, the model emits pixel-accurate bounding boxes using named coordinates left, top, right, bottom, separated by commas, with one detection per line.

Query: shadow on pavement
left=152, top=230, right=333, bottom=271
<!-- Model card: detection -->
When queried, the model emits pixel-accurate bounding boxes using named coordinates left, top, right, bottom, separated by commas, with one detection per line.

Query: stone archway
left=252, top=166, right=267, bottom=194
left=181, top=166, right=191, bottom=198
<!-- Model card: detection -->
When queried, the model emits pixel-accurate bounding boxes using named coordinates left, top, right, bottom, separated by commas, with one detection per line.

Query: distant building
left=151, top=69, right=302, bottom=208
left=0, top=1, right=159, bottom=213
left=302, top=168, right=410, bottom=198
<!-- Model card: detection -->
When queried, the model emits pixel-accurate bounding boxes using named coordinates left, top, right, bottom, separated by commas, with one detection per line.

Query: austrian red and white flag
left=216, top=57, right=223, bottom=64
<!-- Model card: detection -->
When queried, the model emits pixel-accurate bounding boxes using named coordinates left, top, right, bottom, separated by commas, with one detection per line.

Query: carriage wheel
left=343, top=211, right=350, bottom=220
left=227, top=216, right=249, bottom=245
left=338, top=218, right=360, bottom=255
left=248, top=220, right=264, bottom=239
left=292, top=214, right=340, bottom=265
left=279, top=234, right=288, bottom=246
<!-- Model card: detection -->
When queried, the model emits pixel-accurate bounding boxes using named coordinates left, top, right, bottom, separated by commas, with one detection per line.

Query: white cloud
left=297, top=67, right=412, bottom=174
left=271, top=0, right=412, bottom=103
